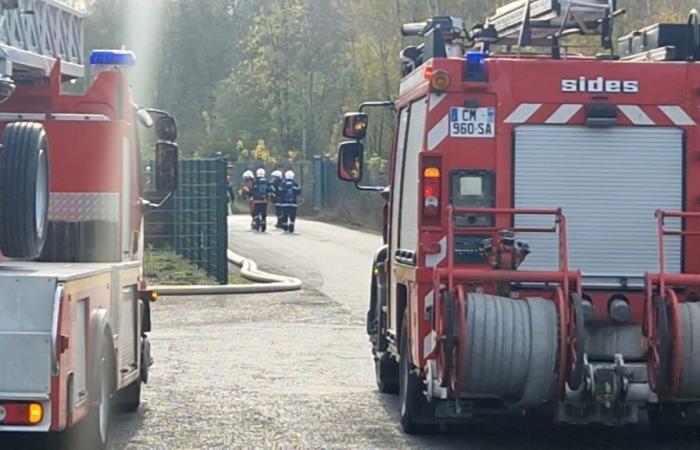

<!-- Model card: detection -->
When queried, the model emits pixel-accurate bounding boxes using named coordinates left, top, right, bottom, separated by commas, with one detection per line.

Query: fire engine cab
left=0, top=1, right=178, bottom=448
left=339, top=0, right=700, bottom=433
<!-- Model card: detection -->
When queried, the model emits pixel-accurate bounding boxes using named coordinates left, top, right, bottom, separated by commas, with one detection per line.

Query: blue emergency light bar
left=465, top=51, right=487, bottom=82
left=89, top=50, right=136, bottom=67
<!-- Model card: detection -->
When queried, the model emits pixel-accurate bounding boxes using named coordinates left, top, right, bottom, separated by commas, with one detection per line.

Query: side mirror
left=338, top=141, right=364, bottom=183
left=144, top=109, right=178, bottom=142
left=136, top=109, right=154, bottom=128
left=342, top=112, right=368, bottom=140
left=155, top=116, right=177, bottom=142
left=155, top=142, right=178, bottom=193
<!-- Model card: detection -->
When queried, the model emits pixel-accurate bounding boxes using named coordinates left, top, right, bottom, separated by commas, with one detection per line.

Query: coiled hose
left=151, top=249, right=302, bottom=296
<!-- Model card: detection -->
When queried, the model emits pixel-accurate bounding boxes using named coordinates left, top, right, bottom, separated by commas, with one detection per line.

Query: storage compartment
left=618, top=23, right=693, bottom=60
left=513, top=126, right=683, bottom=284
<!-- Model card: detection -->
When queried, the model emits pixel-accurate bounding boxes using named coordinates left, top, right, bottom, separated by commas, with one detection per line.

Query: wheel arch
left=88, top=309, right=116, bottom=407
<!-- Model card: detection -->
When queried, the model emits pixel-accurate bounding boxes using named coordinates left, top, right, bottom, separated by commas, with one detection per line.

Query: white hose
left=151, top=249, right=302, bottom=296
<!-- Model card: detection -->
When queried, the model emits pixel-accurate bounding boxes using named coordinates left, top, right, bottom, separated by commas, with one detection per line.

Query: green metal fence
left=144, top=159, right=229, bottom=285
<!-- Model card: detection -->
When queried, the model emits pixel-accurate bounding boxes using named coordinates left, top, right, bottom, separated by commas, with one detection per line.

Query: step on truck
left=338, top=0, right=700, bottom=433
left=0, top=1, right=179, bottom=448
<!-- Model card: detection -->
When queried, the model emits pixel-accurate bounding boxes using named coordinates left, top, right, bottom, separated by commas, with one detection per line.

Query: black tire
left=369, top=269, right=398, bottom=394
left=0, top=122, right=49, bottom=259
left=81, top=339, right=115, bottom=450
left=375, top=354, right=399, bottom=394
left=114, top=380, right=141, bottom=413
left=399, top=310, right=435, bottom=434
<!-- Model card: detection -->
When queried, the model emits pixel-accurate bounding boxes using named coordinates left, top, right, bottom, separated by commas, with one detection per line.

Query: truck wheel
left=375, top=354, right=399, bottom=394
left=115, top=381, right=141, bottom=413
left=371, top=271, right=398, bottom=394
left=82, top=339, right=115, bottom=450
left=0, top=122, right=49, bottom=259
left=399, top=310, right=434, bottom=434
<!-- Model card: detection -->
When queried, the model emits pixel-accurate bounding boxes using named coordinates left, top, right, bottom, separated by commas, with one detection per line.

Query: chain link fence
left=229, top=157, right=387, bottom=228
left=144, top=159, right=229, bottom=285
left=310, top=156, right=387, bottom=230
left=142, top=156, right=384, bottom=287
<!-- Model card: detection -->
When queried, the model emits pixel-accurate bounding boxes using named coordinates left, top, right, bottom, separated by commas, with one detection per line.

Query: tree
left=83, top=0, right=696, bottom=163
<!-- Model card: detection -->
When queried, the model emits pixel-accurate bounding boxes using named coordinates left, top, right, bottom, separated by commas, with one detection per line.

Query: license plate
left=450, top=107, right=495, bottom=138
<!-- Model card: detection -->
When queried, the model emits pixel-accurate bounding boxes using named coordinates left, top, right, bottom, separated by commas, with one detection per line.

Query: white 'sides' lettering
left=561, top=76, right=639, bottom=94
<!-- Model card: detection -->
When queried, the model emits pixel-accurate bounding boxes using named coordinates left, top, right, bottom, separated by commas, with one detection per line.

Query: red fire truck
left=0, top=2, right=177, bottom=448
left=339, top=0, right=700, bottom=433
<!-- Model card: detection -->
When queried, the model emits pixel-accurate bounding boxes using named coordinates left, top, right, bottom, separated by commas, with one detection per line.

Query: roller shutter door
left=514, top=125, right=682, bottom=281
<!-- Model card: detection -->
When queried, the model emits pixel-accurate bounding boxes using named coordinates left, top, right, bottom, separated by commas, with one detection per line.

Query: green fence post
left=217, top=159, right=228, bottom=284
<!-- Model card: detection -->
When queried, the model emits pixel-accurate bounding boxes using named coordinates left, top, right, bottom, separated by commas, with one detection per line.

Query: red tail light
left=423, top=167, right=441, bottom=216
left=0, top=402, right=44, bottom=425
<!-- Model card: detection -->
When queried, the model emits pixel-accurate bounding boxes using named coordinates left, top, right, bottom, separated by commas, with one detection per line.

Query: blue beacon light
left=89, top=50, right=137, bottom=67
left=465, top=51, right=487, bottom=82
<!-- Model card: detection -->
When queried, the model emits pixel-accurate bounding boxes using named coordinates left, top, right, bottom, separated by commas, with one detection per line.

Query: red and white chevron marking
left=425, top=103, right=696, bottom=152
left=503, top=103, right=696, bottom=126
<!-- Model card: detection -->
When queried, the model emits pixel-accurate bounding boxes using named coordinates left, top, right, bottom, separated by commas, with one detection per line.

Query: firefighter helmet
left=285, top=170, right=295, bottom=180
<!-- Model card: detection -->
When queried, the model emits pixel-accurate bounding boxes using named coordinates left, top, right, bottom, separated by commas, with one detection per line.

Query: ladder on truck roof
left=0, top=0, right=84, bottom=80
left=474, top=0, right=621, bottom=51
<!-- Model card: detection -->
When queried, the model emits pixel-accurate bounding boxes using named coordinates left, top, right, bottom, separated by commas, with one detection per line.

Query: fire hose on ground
left=150, top=249, right=302, bottom=296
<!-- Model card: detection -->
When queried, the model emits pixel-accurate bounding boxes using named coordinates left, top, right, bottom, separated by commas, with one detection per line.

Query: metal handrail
left=444, top=206, right=573, bottom=295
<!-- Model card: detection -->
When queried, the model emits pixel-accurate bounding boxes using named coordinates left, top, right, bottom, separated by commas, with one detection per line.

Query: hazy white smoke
left=124, top=0, right=163, bottom=105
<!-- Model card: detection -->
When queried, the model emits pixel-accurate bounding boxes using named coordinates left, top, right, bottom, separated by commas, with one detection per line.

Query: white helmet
left=256, top=168, right=266, bottom=178
left=242, top=170, right=254, bottom=180
left=285, top=170, right=295, bottom=180
left=271, top=170, right=283, bottom=179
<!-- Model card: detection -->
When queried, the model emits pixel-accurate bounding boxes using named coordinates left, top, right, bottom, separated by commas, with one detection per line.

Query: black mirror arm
left=359, top=101, right=395, bottom=113
left=354, top=183, right=387, bottom=193
left=140, top=190, right=174, bottom=213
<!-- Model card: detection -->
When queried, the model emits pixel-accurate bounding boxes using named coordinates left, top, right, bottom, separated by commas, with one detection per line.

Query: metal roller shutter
left=514, top=125, right=683, bottom=282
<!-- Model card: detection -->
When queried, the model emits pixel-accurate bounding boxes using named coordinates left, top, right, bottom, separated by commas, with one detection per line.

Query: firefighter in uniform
left=270, top=170, right=284, bottom=229
left=239, top=170, right=255, bottom=228
left=280, top=170, right=301, bottom=233
left=251, top=168, right=271, bottom=232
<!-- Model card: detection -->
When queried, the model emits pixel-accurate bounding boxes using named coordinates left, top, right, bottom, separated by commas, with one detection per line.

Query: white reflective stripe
left=424, top=290, right=434, bottom=320
left=49, top=114, right=110, bottom=122
left=423, top=331, right=437, bottom=356
left=618, top=105, right=654, bottom=126
left=659, top=106, right=695, bottom=126
left=427, top=115, right=449, bottom=151
left=504, top=103, right=542, bottom=124
left=545, top=104, right=582, bottom=124
left=0, top=113, right=46, bottom=121
left=425, top=236, right=447, bottom=268
left=429, top=93, right=447, bottom=111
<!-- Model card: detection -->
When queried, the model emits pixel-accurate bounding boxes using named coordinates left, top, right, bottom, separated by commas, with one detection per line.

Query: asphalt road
left=6, top=215, right=697, bottom=449
left=112, top=215, right=699, bottom=449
